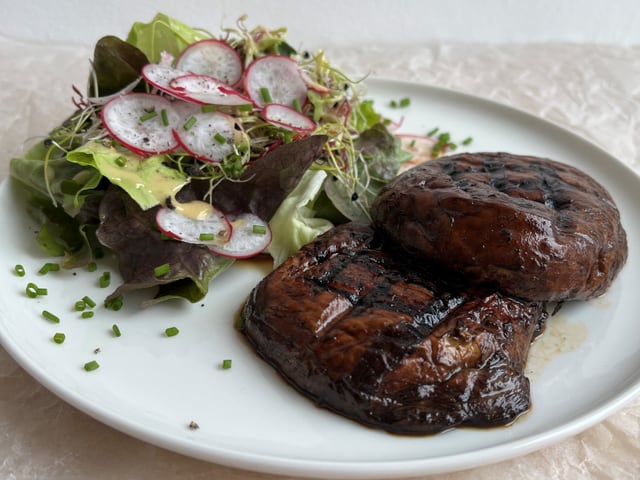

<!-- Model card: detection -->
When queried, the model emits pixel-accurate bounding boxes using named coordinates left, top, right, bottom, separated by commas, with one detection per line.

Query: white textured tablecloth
left=0, top=37, right=639, bottom=479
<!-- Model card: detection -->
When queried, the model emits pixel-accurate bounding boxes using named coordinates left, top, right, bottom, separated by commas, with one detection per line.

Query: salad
left=9, top=13, right=437, bottom=307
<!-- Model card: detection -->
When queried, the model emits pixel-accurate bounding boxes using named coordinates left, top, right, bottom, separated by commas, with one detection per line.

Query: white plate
left=1, top=79, right=639, bottom=479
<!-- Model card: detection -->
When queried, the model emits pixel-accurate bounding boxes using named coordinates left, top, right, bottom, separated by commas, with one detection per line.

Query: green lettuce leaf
left=10, top=133, right=102, bottom=216
left=126, top=13, right=210, bottom=62
left=67, top=141, right=189, bottom=211
left=265, top=169, right=334, bottom=266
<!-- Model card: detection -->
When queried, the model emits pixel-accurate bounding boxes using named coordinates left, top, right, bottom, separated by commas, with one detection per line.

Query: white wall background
left=1, top=0, right=639, bottom=49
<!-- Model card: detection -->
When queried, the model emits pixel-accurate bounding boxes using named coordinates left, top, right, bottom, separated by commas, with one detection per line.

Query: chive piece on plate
left=42, top=310, right=60, bottom=323
left=105, top=295, right=124, bottom=311
left=99, top=271, right=111, bottom=288
left=83, top=360, right=100, bottom=372
left=165, top=326, right=179, bottom=337
left=25, top=283, right=39, bottom=298
left=82, top=296, right=96, bottom=308
left=53, top=332, right=66, bottom=344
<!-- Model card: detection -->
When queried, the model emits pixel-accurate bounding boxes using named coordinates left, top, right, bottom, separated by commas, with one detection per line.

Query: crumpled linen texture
left=0, top=38, right=639, bottom=480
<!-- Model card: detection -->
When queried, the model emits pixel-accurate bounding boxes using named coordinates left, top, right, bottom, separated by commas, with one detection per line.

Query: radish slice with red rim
left=156, top=205, right=231, bottom=246
left=101, top=93, right=180, bottom=155
left=262, top=104, right=316, bottom=132
left=397, top=134, right=437, bottom=172
left=169, top=74, right=252, bottom=106
left=173, top=109, right=250, bottom=162
left=300, top=70, right=331, bottom=94
left=142, top=63, right=186, bottom=96
left=209, top=213, right=271, bottom=258
left=244, top=55, right=308, bottom=108
left=175, top=39, right=243, bottom=87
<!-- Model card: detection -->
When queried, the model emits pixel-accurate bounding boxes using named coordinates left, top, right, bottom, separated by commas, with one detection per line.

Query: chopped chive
left=42, top=262, right=59, bottom=274
left=154, top=263, right=171, bottom=277
left=36, top=287, right=48, bottom=296
left=115, top=156, right=127, bottom=167
left=25, top=283, right=39, bottom=298
left=53, top=332, right=66, bottom=344
left=74, top=300, right=86, bottom=311
left=161, top=108, right=169, bottom=126
left=237, top=104, right=253, bottom=112
left=139, top=111, right=158, bottom=122
left=183, top=116, right=197, bottom=131
left=252, top=224, right=267, bottom=235
left=105, top=295, right=124, bottom=311
left=83, top=360, right=100, bottom=372
left=259, top=87, right=272, bottom=103
left=199, top=232, right=215, bottom=241
left=81, top=311, right=94, bottom=319
left=165, top=326, right=179, bottom=337
left=462, top=136, right=473, bottom=146
left=99, top=271, right=111, bottom=288
left=438, top=132, right=451, bottom=142
left=112, top=324, right=122, bottom=337
left=201, top=104, right=217, bottom=113
left=222, top=359, right=232, bottom=369
left=292, top=98, right=301, bottom=112
left=14, top=264, right=25, bottom=277
left=389, top=100, right=397, bottom=108
left=427, top=127, right=440, bottom=137
left=42, top=310, right=60, bottom=323
left=213, top=132, right=227, bottom=144
left=399, top=97, right=411, bottom=107
left=87, top=262, right=97, bottom=272
left=82, top=296, right=96, bottom=308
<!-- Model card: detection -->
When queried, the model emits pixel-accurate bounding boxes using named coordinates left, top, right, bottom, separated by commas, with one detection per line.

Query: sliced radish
left=300, top=70, right=331, bottom=94
left=209, top=213, right=271, bottom=258
left=397, top=134, right=437, bottom=173
left=244, top=55, right=308, bottom=108
left=142, top=63, right=186, bottom=95
left=169, top=74, right=252, bottom=106
left=262, top=104, right=316, bottom=132
left=101, top=93, right=180, bottom=156
left=173, top=109, right=250, bottom=162
left=175, top=39, right=243, bottom=87
left=156, top=205, right=231, bottom=246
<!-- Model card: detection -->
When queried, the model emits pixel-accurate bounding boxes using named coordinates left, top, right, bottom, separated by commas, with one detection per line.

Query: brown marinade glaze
left=371, top=152, right=628, bottom=302
left=241, top=223, right=547, bottom=434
